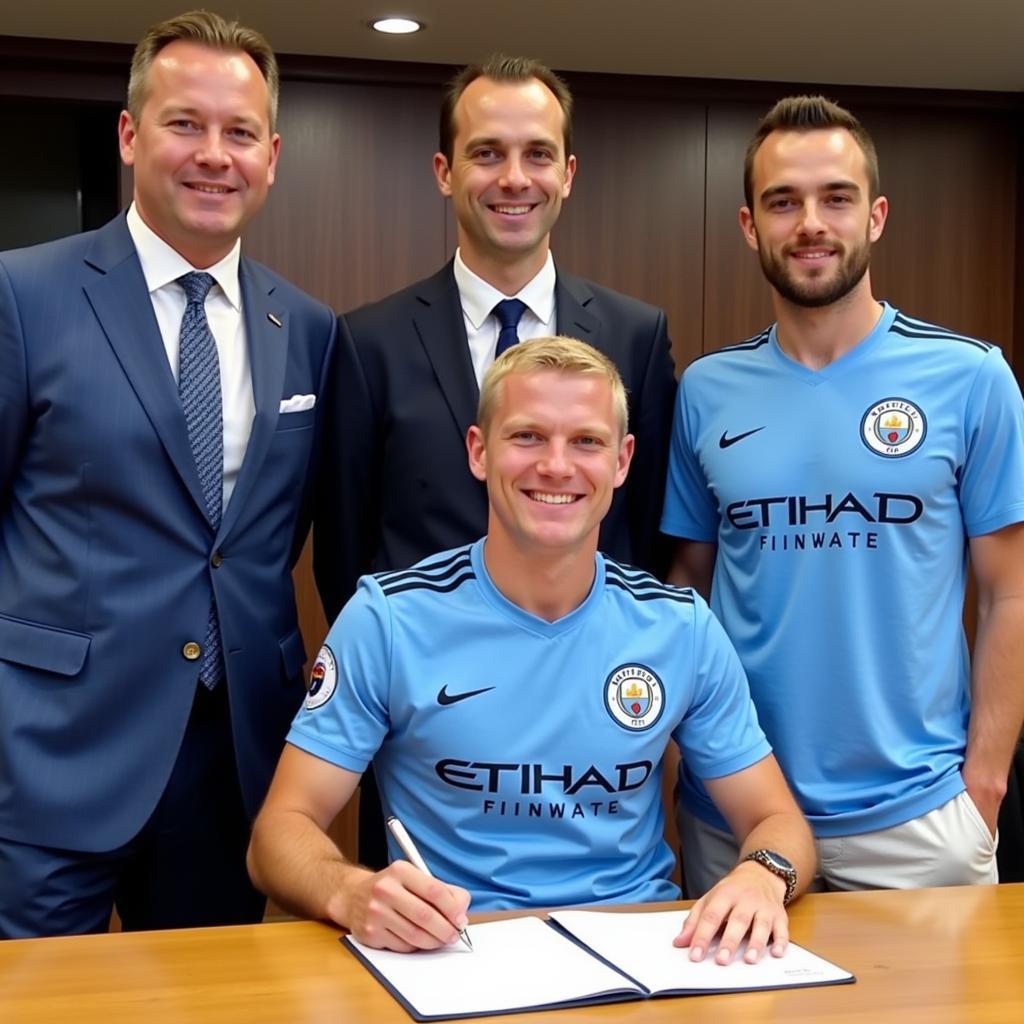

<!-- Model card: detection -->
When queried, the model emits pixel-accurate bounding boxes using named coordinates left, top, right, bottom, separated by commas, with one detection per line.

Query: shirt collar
left=126, top=202, right=242, bottom=311
left=453, top=248, right=556, bottom=330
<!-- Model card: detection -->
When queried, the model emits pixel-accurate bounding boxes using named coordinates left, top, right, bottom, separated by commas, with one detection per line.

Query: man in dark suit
left=313, top=56, right=676, bottom=866
left=0, top=11, right=338, bottom=937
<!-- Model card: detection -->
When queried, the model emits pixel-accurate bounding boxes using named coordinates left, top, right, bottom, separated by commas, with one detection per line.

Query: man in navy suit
left=313, top=56, right=676, bottom=866
left=0, top=10, right=337, bottom=937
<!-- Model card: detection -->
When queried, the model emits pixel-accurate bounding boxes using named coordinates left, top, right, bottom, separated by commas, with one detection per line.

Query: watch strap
left=742, top=848, right=797, bottom=906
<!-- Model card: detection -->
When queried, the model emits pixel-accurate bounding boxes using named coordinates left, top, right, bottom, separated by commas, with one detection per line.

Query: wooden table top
left=3, top=884, right=1023, bottom=1023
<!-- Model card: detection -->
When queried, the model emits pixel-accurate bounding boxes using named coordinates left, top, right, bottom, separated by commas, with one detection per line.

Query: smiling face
left=740, top=128, right=887, bottom=309
left=118, top=40, right=280, bottom=268
left=434, top=76, right=576, bottom=285
left=467, top=369, right=633, bottom=560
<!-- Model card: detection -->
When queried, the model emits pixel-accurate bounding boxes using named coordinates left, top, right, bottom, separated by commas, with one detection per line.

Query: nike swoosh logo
left=719, top=426, right=765, bottom=449
left=437, top=684, right=495, bottom=706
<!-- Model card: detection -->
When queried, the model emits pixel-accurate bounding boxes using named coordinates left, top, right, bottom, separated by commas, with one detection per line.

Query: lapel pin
left=267, top=313, right=283, bottom=327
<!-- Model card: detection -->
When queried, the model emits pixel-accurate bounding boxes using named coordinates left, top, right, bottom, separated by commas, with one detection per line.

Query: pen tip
left=461, top=930, right=474, bottom=951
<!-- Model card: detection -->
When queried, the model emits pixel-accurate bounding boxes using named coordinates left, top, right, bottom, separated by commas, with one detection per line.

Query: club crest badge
left=305, top=645, right=337, bottom=710
left=604, top=664, right=665, bottom=732
left=860, top=398, right=927, bottom=458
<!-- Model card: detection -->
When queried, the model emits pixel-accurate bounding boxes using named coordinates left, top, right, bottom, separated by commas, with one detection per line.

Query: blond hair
left=478, top=336, right=628, bottom=438
left=127, top=9, right=279, bottom=132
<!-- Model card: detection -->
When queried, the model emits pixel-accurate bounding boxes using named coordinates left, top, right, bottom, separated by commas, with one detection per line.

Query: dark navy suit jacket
left=0, top=214, right=337, bottom=851
left=314, top=261, right=676, bottom=622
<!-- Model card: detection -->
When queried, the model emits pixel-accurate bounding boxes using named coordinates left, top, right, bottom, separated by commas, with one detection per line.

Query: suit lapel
left=413, top=263, right=479, bottom=443
left=82, top=217, right=209, bottom=520
left=411, top=263, right=602, bottom=442
left=218, top=258, right=287, bottom=539
left=554, top=267, right=601, bottom=347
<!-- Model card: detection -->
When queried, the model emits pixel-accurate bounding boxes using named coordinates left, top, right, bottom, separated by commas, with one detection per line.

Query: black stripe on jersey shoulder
left=694, top=327, right=772, bottom=362
left=890, top=313, right=992, bottom=352
left=605, top=562, right=695, bottom=604
left=379, top=569, right=476, bottom=599
left=375, top=546, right=474, bottom=592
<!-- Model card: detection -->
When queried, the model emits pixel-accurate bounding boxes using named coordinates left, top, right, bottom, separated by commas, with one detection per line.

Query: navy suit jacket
left=0, top=215, right=337, bottom=851
left=314, top=261, right=676, bottom=622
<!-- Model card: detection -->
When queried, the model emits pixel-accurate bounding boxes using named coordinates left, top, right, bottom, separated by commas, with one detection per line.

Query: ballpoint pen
left=386, top=815, right=474, bottom=951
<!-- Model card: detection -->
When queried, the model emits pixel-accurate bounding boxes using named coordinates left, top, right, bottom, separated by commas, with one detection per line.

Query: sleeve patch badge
left=305, top=645, right=338, bottom=710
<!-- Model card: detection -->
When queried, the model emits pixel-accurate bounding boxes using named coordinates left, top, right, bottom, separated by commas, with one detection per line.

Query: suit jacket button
left=183, top=641, right=202, bottom=661
left=211, top=551, right=223, bottom=568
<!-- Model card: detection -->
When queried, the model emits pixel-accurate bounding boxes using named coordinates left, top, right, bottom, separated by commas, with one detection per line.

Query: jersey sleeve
left=286, top=575, right=393, bottom=772
left=960, top=348, right=1024, bottom=537
left=660, top=371, right=720, bottom=542
left=672, top=596, right=770, bottom=780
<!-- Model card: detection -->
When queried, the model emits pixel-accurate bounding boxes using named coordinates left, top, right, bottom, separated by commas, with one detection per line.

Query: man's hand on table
left=673, top=859, right=789, bottom=965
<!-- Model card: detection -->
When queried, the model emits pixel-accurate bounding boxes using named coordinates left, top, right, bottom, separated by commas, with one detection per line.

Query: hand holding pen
left=387, top=816, right=473, bottom=950
left=339, top=822, right=472, bottom=953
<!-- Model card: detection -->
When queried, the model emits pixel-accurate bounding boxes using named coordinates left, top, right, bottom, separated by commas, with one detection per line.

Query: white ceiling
left=3, top=0, right=1023, bottom=92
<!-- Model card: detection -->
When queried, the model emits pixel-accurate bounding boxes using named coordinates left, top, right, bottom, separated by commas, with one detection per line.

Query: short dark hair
left=438, top=55, right=573, bottom=165
left=127, top=9, right=279, bottom=133
left=743, top=95, right=879, bottom=209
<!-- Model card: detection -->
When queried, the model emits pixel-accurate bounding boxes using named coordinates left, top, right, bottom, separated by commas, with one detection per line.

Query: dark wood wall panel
left=1017, top=112, right=1024, bottom=390
left=553, top=94, right=707, bottom=370
left=704, top=102, right=776, bottom=351
left=863, top=105, right=1017, bottom=356
left=243, top=80, right=447, bottom=313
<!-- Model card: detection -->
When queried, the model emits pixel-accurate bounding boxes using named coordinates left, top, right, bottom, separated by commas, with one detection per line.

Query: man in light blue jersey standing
left=662, top=95, right=1024, bottom=895
left=250, top=337, right=814, bottom=960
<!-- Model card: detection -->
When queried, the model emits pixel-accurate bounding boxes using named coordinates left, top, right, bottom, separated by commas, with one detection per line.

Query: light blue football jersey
left=662, top=303, right=1024, bottom=837
left=288, top=539, right=768, bottom=910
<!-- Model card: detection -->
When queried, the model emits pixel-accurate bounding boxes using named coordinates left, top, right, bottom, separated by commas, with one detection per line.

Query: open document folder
left=342, top=908, right=855, bottom=1021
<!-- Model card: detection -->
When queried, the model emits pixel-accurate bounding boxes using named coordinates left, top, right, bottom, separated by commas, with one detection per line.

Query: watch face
left=764, top=851, right=794, bottom=872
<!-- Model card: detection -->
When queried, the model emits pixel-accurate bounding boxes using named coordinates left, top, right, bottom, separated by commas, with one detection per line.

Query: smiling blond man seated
left=249, top=337, right=814, bottom=964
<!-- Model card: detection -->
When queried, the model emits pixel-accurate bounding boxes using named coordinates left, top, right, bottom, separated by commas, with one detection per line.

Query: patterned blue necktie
left=493, top=298, right=527, bottom=358
left=178, top=271, right=224, bottom=689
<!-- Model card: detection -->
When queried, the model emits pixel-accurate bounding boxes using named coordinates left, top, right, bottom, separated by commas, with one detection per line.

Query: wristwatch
left=743, top=849, right=797, bottom=906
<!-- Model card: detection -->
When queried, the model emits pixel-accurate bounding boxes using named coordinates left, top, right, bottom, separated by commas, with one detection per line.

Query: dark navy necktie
left=492, top=298, right=527, bottom=358
left=178, top=271, right=224, bottom=689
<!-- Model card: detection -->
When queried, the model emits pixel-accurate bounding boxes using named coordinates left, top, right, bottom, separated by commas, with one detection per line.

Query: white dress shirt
left=453, top=248, right=557, bottom=389
left=126, top=203, right=255, bottom=510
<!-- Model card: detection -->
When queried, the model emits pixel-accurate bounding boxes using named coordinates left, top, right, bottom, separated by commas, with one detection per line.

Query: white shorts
left=678, top=789, right=999, bottom=897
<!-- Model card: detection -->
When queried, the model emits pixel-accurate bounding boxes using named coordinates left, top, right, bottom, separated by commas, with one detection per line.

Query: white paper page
left=550, top=909, right=853, bottom=993
left=348, top=915, right=638, bottom=1017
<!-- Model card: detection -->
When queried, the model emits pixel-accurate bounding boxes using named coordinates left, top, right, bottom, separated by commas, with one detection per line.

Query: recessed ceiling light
left=370, top=17, right=424, bottom=35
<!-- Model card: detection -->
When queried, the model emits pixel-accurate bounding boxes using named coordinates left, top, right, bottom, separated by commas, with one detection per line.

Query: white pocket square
left=279, top=394, right=316, bottom=413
